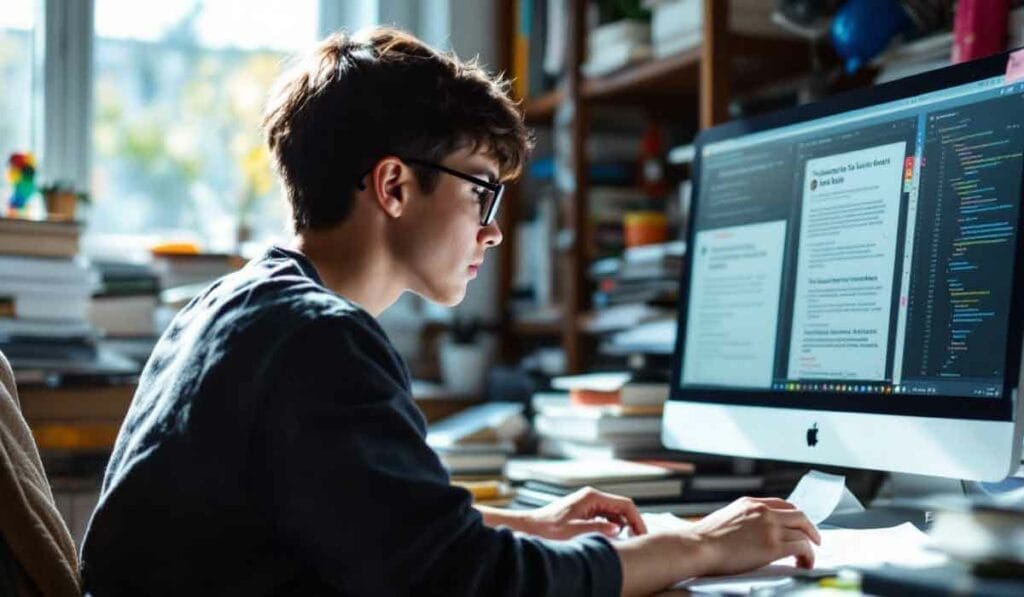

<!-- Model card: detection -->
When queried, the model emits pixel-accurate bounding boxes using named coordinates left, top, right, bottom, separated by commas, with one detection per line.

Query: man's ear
left=370, top=157, right=410, bottom=219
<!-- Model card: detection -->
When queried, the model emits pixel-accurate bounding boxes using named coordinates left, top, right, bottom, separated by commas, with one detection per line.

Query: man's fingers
left=774, top=510, right=821, bottom=545
left=752, top=497, right=797, bottom=510
left=781, top=538, right=816, bottom=569
left=781, top=528, right=817, bottom=544
left=571, top=520, right=622, bottom=538
left=582, top=490, right=647, bottom=535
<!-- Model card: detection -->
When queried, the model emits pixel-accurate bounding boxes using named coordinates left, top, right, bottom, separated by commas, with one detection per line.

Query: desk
left=18, top=382, right=135, bottom=451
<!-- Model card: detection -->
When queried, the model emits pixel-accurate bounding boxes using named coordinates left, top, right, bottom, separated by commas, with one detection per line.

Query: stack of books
left=90, top=260, right=164, bottom=364
left=506, top=458, right=765, bottom=516
left=151, top=251, right=242, bottom=292
left=0, top=217, right=107, bottom=376
left=582, top=19, right=653, bottom=77
left=533, top=371, right=672, bottom=460
left=426, top=402, right=529, bottom=480
left=507, top=459, right=688, bottom=505
left=589, top=241, right=684, bottom=310
left=646, top=0, right=703, bottom=58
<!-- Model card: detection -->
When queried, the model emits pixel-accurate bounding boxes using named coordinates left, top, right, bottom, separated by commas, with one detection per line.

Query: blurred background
left=2, top=0, right=1022, bottom=546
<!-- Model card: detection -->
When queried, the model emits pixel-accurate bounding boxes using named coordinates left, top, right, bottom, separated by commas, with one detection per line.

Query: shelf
left=523, top=90, right=564, bottom=125
left=578, top=35, right=812, bottom=109
left=509, top=320, right=563, bottom=337
left=582, top=48, right=702, bottom=105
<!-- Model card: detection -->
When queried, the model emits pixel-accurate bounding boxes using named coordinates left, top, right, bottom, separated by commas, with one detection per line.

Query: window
left=0, top=1, right=38, bottom=172
left=90, top=0, right=318, bottom=249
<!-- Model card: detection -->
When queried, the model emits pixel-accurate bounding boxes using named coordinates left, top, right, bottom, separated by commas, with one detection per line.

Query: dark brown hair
left=263, top=27, right=531, bottom=231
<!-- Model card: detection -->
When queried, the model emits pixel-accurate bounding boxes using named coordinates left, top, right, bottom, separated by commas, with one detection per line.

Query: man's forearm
left=478, top=502, right=710, bottom=596
left=474, top=504, right=533, bottom=534
left=614, top=531, right=711, bottom=597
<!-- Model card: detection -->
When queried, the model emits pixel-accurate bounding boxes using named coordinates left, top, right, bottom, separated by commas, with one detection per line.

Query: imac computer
left=664, top=50, right=1024, bottom=482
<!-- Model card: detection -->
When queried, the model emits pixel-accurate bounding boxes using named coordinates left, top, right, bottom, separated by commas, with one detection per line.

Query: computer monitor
left=664, top=49, right=1024, bottom=482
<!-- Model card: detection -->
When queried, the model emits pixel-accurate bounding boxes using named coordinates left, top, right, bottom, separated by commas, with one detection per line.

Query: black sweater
left=80, top=246, right=622, bottom=596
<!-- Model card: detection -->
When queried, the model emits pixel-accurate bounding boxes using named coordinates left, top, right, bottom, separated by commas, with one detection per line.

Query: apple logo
left=806, top=423, right=819, bottom=447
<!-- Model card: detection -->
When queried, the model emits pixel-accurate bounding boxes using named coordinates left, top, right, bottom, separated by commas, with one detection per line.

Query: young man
left=80, top=27, right=819, bottom=596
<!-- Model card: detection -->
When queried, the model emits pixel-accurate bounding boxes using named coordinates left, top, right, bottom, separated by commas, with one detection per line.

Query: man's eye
left=472, top=188, right=489, bottom=202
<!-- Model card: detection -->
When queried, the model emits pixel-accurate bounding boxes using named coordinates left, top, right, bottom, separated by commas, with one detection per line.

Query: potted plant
left=40, top=180, right=89, bottom=220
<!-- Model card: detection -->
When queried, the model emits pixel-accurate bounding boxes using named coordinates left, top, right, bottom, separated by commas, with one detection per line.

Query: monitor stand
left=823, top=472, right=965, bottom=530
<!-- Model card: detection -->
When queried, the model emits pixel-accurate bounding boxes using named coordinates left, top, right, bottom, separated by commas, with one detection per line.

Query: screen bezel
left=670, top=49, right=1024, bottom=422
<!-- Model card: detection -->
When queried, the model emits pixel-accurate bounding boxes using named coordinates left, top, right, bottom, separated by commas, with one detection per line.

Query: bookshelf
left=497, top=1, right=831, bottom=372
left=523, top=89, right=564, bottom=124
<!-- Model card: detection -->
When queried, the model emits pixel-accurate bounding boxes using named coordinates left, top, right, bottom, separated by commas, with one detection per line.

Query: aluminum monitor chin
left=664, top=49, right=1024, bottom=482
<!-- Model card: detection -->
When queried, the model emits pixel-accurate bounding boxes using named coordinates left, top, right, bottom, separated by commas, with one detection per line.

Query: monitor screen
left=675, top=59, right=1024, bottom=423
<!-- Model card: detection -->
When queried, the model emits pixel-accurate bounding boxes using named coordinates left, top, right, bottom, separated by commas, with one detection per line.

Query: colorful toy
left=6, top=152, right=38, bottom=215
left=831, top=0, right=914, bottom=73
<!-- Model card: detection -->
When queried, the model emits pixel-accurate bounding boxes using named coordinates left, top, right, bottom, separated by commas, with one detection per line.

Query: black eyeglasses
left=356, top=158, right=505, bottom=226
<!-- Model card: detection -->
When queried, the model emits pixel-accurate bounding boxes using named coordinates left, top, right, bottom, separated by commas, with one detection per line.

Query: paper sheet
left=619, top=502, right=944, bottom=594
left=677, top=523, right=947, bottom=594
left=786, top=470, right=864, bottom=525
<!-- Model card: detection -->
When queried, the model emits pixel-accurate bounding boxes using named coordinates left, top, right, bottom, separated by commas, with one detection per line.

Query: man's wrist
left=672, top=529, right=715, bottom=579
left=474, top=504, right=534, bottom=534
left=614, top=531, right=715, bottom=596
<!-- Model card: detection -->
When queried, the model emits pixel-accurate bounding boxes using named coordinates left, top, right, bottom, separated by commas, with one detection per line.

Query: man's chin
left=419, top=284, right=467, bottom=308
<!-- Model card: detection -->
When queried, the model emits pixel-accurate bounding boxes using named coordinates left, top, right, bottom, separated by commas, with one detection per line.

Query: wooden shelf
left=497, top=0, right=831, bottom=373
left=509, top=320, right=563, bottom=337
left=577, top=35, right=812, bottom=109
left=523, top=90, right=564, bottom=125
left=582, top=48, right=702, bottom=105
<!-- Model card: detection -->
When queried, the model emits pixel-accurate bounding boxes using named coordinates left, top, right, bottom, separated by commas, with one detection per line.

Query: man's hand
left=521, top=486, right=648, bottom=540
left=613, top=496, right=821, bottom=597
left=690, top=496, right=821, bottom=574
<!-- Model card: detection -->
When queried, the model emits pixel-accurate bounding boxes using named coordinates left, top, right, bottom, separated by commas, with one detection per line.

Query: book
left=636, top=501, right=729, bottom=517
left=534, top=412, right=662, bottom=442
left=533, top=392, right=663, bottom=417
left=0, top=255, right=96, bottom=284
left=523, top=478, right=685, bottom=501
left=620, top=383, right=670, bottom=406
left=548, top=374, right=670, bottom=407
left=2, top=293, right=92, bottom=322
left=583, top=20, right=653, bottom=77
left=426, top=402, right=527, bottom=449
left=537, top=436, right=669, bottom=460
left=150, top=252, right=242, bottom=289
left=952, top=0, right=1009, bottom=64
left=505, top=458, right=674, bottom=486
left=0, top=317, right=96, bottom=341
left=552, top=372, right=632, bottom=393
left=435, top=445, right=512, bottom=476
left=0, top=255, right=98, bottom=321
left=94, top=259, right=161, bottom=295
left=604, top=318, right=678, bottom=355
left=579, top=303, right=675, bottom=334
left=90, top=294, right=159, bottom=337
left=0, top=217, right=81, bottom=258
left=507, top=494, right=729, bottom=517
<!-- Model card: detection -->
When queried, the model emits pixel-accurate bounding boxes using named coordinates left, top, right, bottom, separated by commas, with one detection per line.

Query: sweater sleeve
left=259, top=315, right=623, bottom=596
